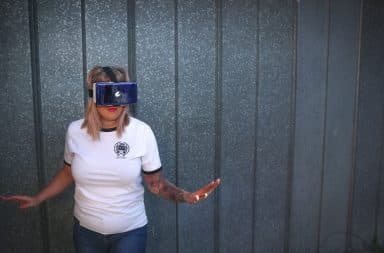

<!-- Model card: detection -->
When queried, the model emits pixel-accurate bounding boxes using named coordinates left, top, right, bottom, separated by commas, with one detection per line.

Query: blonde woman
left=3, top=66, right=220, bottom=253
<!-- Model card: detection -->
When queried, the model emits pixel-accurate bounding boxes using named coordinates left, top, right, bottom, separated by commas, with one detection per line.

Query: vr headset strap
left=102, top=66, right=118, bottom=82
left=88, top=89, right=93, bottom=98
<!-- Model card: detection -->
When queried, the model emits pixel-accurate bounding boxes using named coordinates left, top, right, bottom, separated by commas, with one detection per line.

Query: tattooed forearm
left=144, top=173, right=186, bottom=203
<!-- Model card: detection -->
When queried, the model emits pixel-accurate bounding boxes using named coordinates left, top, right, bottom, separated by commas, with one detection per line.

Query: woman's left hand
left=183, top=178, right=221, bottom=204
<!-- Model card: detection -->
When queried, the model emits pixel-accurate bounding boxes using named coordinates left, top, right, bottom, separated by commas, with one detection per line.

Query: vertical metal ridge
left=375, top=11, right=384, bottom=237
left=376, top=104, right=384, bottom=239
left=174, top=1, right=180, bottom=252
left=28, top=0, right=50, bottom=252
left=284, top=2, right=299, bottom=253
left=252, top=0, right=260, bottom=252
left=317, top=0, right=331, bottom=252
left=214, top=0, right=222, bottom=253
left=127, top=0, right=136, bottom=81
left=345, top=0, right=364, bottom=250
left=81, top=0, right=88, bottom=106
left=127, top=0, right=136, bottom=116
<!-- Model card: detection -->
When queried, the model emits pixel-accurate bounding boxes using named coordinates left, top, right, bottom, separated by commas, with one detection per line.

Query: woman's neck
left=101, top=120, right=117, bottom=129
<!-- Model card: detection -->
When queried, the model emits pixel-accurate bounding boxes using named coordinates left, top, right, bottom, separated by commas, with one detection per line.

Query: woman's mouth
left=107, top=107, right=118, bottom=113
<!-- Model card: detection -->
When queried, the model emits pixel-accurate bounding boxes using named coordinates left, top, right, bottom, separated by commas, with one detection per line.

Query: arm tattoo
left=145, top=173, right=186, bottom=203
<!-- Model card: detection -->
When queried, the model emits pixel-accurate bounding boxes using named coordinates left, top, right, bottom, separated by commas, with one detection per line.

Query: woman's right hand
left=0, top=195, right=41, bottom=209
left=0, top=164, right=74, bottom=209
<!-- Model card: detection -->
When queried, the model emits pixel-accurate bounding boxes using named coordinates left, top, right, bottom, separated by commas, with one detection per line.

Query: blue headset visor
left=90, top=82, right=137, bottom=106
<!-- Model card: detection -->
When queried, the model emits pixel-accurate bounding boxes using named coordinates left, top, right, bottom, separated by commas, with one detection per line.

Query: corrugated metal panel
left=0, top=1, right=383, bottom=253
left=289, top=1, right=328, bottom=252
left=351, top=0, right=384, bottom=250
left=136, top=1, right=177, bottom=252
left=219, top=0, right=258, bottom=252
left=0, top=1, right=44, bottom=253
left=36, top=0, right=83, bottom=252
left=319, top=1, right=361, bottom=253
left=253, top=0, right=295, bottom=252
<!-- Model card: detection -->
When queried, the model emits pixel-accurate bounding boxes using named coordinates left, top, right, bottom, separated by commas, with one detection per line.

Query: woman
left=2, top=65, right=220, bottom=253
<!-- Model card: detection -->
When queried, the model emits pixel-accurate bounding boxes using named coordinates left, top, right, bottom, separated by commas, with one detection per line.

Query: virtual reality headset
left=89, top=82, right=138, bottom=106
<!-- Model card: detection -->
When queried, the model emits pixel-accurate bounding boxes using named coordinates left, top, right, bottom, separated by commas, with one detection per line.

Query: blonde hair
left=81, top=65, right=130, bottom=140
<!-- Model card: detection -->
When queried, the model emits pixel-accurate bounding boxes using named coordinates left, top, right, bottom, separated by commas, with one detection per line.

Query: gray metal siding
left=0, top=0, right=383, bottom=253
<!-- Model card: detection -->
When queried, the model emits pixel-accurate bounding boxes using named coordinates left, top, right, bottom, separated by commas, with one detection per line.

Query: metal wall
left=0, top=0, right=383, bottom=253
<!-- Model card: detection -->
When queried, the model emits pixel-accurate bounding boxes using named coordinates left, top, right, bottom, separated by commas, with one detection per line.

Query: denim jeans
left=73, top=218, right=147, bottom=253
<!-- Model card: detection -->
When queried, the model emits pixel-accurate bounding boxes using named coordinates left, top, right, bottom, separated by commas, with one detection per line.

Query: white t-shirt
left=64, top=117, right=161, bottom=235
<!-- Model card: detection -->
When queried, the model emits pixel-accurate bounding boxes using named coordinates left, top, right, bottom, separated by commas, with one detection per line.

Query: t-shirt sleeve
left=63, top=127, right=74, bottom=166
left=141, top=125, right=162, bottom=173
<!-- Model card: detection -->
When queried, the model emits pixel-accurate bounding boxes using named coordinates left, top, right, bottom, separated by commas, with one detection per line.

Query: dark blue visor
left=90, top=82, right=137, bottom=106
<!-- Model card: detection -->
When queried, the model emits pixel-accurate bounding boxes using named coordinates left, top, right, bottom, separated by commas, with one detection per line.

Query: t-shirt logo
left=114, top=141, right=130, bottom=158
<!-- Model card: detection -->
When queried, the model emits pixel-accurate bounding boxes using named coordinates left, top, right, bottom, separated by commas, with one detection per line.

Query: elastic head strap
left=102, top=66, right=118, bottom=82
left=88, top=89, right=93, bottom=98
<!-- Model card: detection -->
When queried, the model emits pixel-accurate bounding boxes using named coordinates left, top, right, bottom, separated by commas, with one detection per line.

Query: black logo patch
left=114, top=142, right=129, bottom=158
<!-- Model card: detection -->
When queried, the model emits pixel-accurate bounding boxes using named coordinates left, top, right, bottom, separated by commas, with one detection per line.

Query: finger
left=6, top=196, right=34, bottom=208
left=206, top=180, right=220, bottom=192
left=19, top=203, right=33, bottom=209
left=206, top=179, right=221, bottom=190
left=196, top=180, right=220, bottom=196
left=196, top=182, right=215, bottom=193
left=5, top=196, right=31, bottom=202
left=190, top=194, right=199, bottom=204
left=198, top=193, right=209, bottom=199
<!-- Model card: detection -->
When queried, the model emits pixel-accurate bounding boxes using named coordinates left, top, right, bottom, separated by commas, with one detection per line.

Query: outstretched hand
left=0, top=195, right=40, bottom=209
left=183, top=178, right=221, bottom=204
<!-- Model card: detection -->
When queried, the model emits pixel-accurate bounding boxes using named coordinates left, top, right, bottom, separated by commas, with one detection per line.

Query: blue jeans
left=73, top=218, right=147, bottom=253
